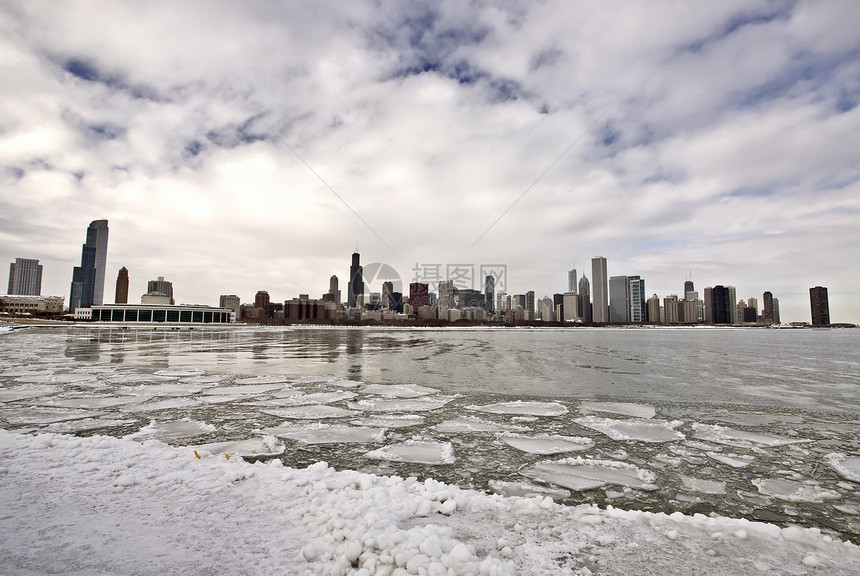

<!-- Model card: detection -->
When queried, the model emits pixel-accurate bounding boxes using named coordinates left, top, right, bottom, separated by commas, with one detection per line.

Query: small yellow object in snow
left=194, top=450, right=200, bottom=459
left=225, top=454, right=230, bottom=460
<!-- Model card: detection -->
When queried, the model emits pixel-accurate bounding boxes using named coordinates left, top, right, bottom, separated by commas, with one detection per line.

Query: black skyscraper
left=712, top=285, right=730, bottom=324
left=348, top=252, right=363, bottom=308
left=809, top=286, right=830, bottom=326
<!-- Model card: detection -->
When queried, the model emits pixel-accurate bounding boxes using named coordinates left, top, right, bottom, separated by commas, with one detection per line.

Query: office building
left=0, top=295, right=64, bottom=315
left=219, top=294, right=241, bottom=319
left=762, top=291, right=774, bottom=325
left=562, top=292, right=579, bottom=321
left=437, top=280, right=455, bottom=318
left=647, top=294, right=660, bottom=323
left=591, top=257, right=608, bottom=323
left=147, top=277, right=175, bottom=305
left=703, top=287, right=714, bottom=323
left=348, top=252, right=363, bottom=308
left=525, top=291, right=535, bottom=321
left=578, top=275, right=592, bottom=323
left=254, top=290, right=270, bottom=310
left=773, top=298, right=781, bottom=325
left=609, top=276, right=630, bottom=323
left=809, top=286, right=830, bottom=326
left=684, top=280, right=694, bottom=296
left=484, top=275, right=495, bottom=313
left=69, top=219, right=109, bottom=311
left=727, top=286, right=738, bottom=324
left=409, top=283, right=429, bottom=313
left=328, top=276, right=341, bottom=307
left=568, top=269, right=577, bottom=294
left=712, top=285, right=730, bottom=324
left=382, top=281, right=394, bottom=310
left=115, top=267, right=129, bottom=304
left=629, top=276, right=646, bottom=322
left=8, top=258, right=42, bottom=295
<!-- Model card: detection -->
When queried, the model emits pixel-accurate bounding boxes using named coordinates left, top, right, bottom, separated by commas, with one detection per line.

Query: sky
left=1, top=0, right=859, bottom=323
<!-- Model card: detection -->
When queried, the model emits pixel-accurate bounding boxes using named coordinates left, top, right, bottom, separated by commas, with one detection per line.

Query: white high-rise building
left=7, top=258, right=42, bottom=296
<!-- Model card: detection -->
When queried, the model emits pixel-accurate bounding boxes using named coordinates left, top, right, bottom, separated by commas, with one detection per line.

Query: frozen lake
left=2, top=325, right=859, bottom=541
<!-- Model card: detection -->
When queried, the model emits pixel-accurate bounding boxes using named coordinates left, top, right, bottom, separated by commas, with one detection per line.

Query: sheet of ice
left=706, top=451, right=755, bottom=468
left=105, top=373, right=179, bottom=384
left=264, top=423, right=386, bottom=445
left=488, top=479, right=571, bottom=501
left=366, top=440, right=456, bottom=465
left=825, top=453, right=860, bottom=484
left=45, top=417, right=139, bottom=433
left=692, top=423, right=810, bottom=448
left=680, top=475, right=727, bottom=495
left=154, top=369, right=205, bottom=377
left=261, top=405, right=358, bottom=419
left=327, top=379, right=363, bottom=388
left=499, top=434, right=593, bottom=454
left=753, top=478, right=842, bottom=503
left=117, top=383, right=216, bottom=397
left=579, top=401, right=656, bottom=419
left=203, top=384, right=287, bottom=396
left=520, top=457, right=658, bottom=492
left=0, top=406, right=105, bottom=425
left=2, top=430, right=860, bottom=575
left=574, top=415, right=685, bottom=443
left=191, top=435, right=285, bottom=458
left=466, top=401, right=568, bottom=417
left=126, top=419, right=216, bottom=442
left=350, top=415, right=425, bottom=429
left=180, top=375, right=226, bottom=384
left=121, top=397, right=201, bottom=412
left=37, top=396, right=146, bottom=409
left=361, top=383, right=438, bottom=398
left=348, top=396, right=455, bottom=413
left=433, top=416, right=529, bottom=434
left=12, top=373, right=100, bottom=385
left=0, top=386, right=61, bottom=402
left=233, top=375, right=292, bottom=384
left=257, top=390, right=356, bottom=406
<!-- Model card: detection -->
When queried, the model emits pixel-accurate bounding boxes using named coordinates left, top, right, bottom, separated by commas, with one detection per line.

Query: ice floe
left=433, top=416, right=529, bottom=434
left=118, top=382, right=216, bottom=397
left=753, top=478, right=842, bottom=503
left=348, top=396, right=455, bottom=413
left=360, top=383, right=438, bottom=398
left=126, top=418, right=216, bottom=442
left=122, top=397, right=201, bottom=412
left=692, top=423, right=809, bottom=448
left=263, top=423, right=386, bottom=445
left=350, top=415, right=425, bottom=429
left=825, top=453, right=860, bottom=484
left=680, top=475, right=727, bottom=495
left=466, top=401, right=568, bottom=417
left=261, top=405, right=357, bottom=419
left=44, top=417, right=139, bottom=433
left=0, top=385, right=60, bottom=402
left=0, top=406, right=105, bottom=425
left=706, top=451, right=755, bottom=468
left=366, top=440, right=456, bottom=465
left=154, top=369, right=205, bottom=377
left=499, top=434, right=593, bottom=454
left=520, top=457, right=658, bottom=492
left=233, top=375, right=293, bottom=384
left=488, top=479, right=571, bottom=500
left=191, top=435, right=285, bottom=458
left=574, top=415, right=685, bottom=442
left=203, top=383, right=288, bottom=396
left=37, top=396, right=145, bottom=409
left=259, top=390, right=356, bottom=406
left=579, top=401, right=656, bottom=419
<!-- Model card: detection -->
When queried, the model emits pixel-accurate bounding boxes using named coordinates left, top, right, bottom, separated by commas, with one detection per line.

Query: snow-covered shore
left=2, top=429, right=858, bottom=575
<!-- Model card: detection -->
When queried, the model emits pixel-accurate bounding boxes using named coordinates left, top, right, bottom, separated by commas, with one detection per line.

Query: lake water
left=2, top=325, right=859, bottom=540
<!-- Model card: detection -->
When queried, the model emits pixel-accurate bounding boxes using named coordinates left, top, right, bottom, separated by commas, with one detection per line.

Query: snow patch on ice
left=753, top=478, right=842, bottom=503
left=825, top=453, right=860, bottom=484
left=433, top=416, right=529, bottom=434
left=574, top=416, right=685, bottom=443
left=265, top=423, right=386, bottom=445
left=350, top=415, right=425, bottom=429
left=366, top=440, right=455, bottom=465
left=466, top=401, right=568, bottom=417
left=520, top=457, right=658, bottom=492
left=579, top=401, right=656, bottom=419
left=499, top=434, right=593, bottom=455
left=361, top=383, right=438, bottom=398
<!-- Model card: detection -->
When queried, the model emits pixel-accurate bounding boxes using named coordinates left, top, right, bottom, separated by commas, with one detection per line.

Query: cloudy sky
left=2, top=0, right=858, bottom=323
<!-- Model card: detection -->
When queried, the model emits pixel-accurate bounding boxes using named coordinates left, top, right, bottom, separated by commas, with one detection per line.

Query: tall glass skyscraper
left=348, top=252, right=363, bottom=308
left=69, top=220, right=109, bottom=311
left=591, top=256, right=608, bottom=323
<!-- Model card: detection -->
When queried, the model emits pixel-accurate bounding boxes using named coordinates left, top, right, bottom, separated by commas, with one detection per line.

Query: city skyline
left=1, top=2, right=858, bottom=323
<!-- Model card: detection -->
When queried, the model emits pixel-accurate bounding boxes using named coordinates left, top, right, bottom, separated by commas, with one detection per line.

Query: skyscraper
left=7, top=258, right=42, bottom=295
left=591, top=257, right=608, bottom=323
left=69, top=219, right=109, bottom=311
left=409, top=283, right=429, bottom=312
left=484, top=275, right=495, bottom=313
left=148, top=277, right=175, bottom=305
left=348, top=252, right=363, bottom=308
left=609, top=275, right=630, bottom=323
left=568, top=269, right=577, bottom=294
left=328, top=275, right=341, bottom=306
left=762, top=291, right=774, bottom=325
left=578, top=275, right=592, bottom=323
left=712, top=285, right=730, bottom=324
left=809, top=286, right=830, bottom=326
left=684, top=280, right=694, bottom=296
left=629, top=276, right=646, bottom=323
left=115, top=267, right=129, bottom=304
left=382, top=281, right=394, bottom=310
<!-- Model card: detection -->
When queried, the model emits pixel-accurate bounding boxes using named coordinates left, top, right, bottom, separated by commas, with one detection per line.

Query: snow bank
left=2, top=429, right=860, bottom=576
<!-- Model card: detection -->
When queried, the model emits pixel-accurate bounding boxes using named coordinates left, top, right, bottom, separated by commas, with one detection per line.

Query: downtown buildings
left=69, top=219, right=109, bottom=311
left=7, top=258, right=43, bottom=296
